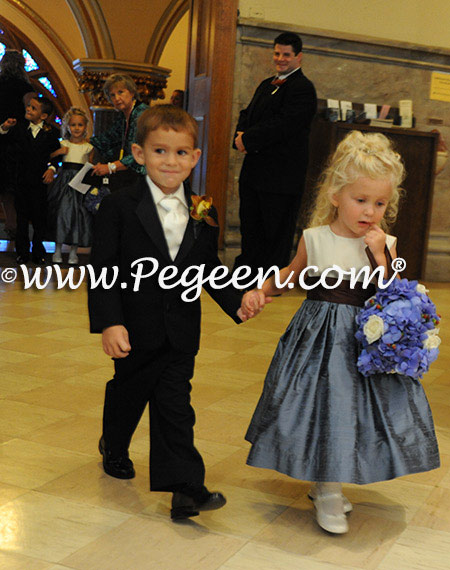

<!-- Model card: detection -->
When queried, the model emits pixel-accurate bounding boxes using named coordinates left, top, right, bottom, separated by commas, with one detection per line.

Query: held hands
left=42, top=168, right=55, bottom=184
left=240, top=289, right=273, bottom=321
left=234, top=131, right=247, bottom=154
left=1, top=118, right=17, bottom=130
left=102, top=325, right=131, bottom=358
left=91, top=162, right=110, bottom=176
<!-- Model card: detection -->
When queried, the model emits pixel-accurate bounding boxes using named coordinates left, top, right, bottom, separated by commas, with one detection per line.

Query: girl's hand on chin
left=364, top=224, right=386, bottom=255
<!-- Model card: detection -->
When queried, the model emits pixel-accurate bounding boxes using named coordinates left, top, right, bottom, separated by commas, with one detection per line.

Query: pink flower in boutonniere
left=190, top=195, right=218, bottom=227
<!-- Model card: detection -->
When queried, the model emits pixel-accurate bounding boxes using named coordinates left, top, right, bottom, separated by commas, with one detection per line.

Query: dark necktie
left=270, top=77, right=287, bottom=87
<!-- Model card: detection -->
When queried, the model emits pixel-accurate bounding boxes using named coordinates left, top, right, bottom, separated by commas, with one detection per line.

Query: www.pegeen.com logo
left=2, top=256, right=406, bottom=302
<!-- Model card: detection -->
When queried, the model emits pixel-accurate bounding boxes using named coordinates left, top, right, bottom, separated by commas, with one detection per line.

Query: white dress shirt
left=28, top=121, right=44, bottom=138
left=0, top=120, right=44, bottom=137
left=277, top=66, right=301, bottom=81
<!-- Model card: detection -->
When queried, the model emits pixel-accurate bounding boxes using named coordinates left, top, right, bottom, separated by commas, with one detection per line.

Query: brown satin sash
left=365, top=245, right=394, bottom=279
left=62, top=162, right=84, bottom=170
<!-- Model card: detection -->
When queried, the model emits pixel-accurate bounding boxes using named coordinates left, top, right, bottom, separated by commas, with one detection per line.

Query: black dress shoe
left=171, top=486, right=226, bottom=520
left=98, top=437, right=135, bottom=479
left=16, top=255, right=29, bottom=264
left=32, top=256, right=47, bottom=265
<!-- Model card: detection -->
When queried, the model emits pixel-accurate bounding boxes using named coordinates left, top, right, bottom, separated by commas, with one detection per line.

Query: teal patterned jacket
left=90, top=100, right=149, bottom=174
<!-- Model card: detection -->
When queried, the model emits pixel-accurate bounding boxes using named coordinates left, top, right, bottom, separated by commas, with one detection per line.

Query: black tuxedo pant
left=102, top=340, right=205, bottom=492
left=233, top=176, right=303, bottom=280
left=14, top=181, right=48, bottom=258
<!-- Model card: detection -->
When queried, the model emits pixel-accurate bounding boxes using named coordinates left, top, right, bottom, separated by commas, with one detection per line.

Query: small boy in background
left=88, top=105, right=249, bottom=520
left=0, top=94, right=60, bottom=264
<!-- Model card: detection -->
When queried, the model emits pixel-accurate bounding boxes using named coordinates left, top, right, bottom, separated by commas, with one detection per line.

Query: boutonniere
left=190, top=195, right=218, bottom=227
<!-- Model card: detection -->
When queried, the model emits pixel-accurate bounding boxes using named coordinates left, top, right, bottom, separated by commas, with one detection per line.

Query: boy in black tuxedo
left=88, top=105, right=249, bottom=520
left=0, top=95, right=60, bottom=264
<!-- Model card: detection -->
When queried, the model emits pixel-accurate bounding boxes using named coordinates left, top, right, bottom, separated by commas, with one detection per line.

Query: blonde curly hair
left=61, top=107, right=89, bottom=140
left=309, top=130, right=405, bottom=231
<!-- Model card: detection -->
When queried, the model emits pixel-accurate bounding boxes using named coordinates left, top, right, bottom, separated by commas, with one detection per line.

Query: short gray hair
left=103, top=73, right=139, bottom=102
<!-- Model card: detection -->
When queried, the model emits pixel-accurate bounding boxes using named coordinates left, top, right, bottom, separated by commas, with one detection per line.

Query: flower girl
left=48, top=107, right=93, bottom=264
left=241, top=130, right=440, bottom=534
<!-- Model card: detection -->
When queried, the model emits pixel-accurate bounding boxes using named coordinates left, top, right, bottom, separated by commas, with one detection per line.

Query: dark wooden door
left=186, top=0, right=238, bottom=246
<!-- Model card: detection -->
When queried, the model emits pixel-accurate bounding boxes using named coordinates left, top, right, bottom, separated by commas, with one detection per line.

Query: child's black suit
left=88, top=176, right=242, bottom=491
left=8, top=122, right=60, bottom=258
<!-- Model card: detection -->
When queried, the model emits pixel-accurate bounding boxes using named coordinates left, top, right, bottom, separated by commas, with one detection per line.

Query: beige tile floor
left=0, top=265, right=449, bottom=569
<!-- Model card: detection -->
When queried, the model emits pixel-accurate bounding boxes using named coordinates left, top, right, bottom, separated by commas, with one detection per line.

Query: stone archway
left=145, top=0, right=189, bottom=65
left=0, top=17, right=72, bottom=122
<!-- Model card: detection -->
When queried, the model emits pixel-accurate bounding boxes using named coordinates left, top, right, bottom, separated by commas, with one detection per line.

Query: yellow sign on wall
left=430, top=72, right=450, bottom=102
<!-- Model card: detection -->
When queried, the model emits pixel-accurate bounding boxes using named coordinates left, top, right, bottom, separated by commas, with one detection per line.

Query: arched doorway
left=0, top=18, right=71, bottom=125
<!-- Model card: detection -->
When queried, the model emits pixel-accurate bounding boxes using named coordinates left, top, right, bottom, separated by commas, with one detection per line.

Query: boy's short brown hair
left=32, top=95, right=54, bottom=118
left=136, top=104, right=198, bottom=147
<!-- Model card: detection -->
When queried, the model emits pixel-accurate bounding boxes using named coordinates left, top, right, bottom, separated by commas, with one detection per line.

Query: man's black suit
left=88, top=177, right=242, bottom=491
left=0, top=77, right=33, bottom=192
left=7, top=122, right=60, bottom=257
left=233, top=67, right=317, bottom=277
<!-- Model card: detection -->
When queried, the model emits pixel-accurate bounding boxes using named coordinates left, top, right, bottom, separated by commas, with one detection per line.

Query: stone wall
left=226, top=18, right=450, bottom=281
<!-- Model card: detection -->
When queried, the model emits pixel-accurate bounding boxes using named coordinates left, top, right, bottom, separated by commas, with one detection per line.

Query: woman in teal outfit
left=90, top=73, right=148, bottom=190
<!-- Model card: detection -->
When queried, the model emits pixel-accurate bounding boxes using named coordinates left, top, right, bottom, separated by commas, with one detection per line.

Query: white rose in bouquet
left=416, top=283, right=429, bottom=295
left=363, top=315, right=385, bottom=344
left=423, top=328, right=441, bottom=350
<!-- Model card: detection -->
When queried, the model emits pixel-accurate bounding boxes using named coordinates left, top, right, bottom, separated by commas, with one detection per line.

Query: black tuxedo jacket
left=88, top=177, right=242, bottom=353
left=4, top=121, right=60, bottom=187
left=235, top=67, right=317, bottom=195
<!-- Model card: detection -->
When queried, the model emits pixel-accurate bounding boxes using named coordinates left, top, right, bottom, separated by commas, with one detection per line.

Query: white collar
left=277, top=66, right=301, bottom=80
left=29, top=121, right=44, bottom=131
left=146, top=176, right=187, bottom=208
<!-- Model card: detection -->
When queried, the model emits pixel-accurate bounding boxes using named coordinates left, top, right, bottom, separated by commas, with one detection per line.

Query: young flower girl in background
left=241, top=130, right=440, bottom=534
left=48, top=107, right=93, bottom=264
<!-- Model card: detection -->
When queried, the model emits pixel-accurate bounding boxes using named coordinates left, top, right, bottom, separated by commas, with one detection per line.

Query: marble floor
left=0, top=261, right=449, bottom=569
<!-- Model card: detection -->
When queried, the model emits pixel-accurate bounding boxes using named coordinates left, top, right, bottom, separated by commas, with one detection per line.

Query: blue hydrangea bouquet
left=355, top=278, right=441, bottom=379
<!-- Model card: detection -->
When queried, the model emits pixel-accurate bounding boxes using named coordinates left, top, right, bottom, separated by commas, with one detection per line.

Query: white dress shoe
left=313, top=492, right=349, bottom=534
left=68, top=253, right=79, bottom=265
left=308, top=485, right=353, bottom=513
left=52, top=252, right=62, bottom=263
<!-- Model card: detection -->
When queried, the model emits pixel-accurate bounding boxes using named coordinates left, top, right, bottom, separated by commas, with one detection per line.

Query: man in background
left=233, top=32, right=317, bottom=279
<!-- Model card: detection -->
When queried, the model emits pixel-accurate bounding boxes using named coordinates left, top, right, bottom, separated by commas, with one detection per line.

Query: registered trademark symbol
left=391, top=257, right=406, bottom=272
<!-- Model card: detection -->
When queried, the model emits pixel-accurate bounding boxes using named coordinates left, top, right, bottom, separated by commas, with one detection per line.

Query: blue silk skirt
left=47, top=165, right=93, bottom=247
left=245, top=299, right=440, bottom=484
